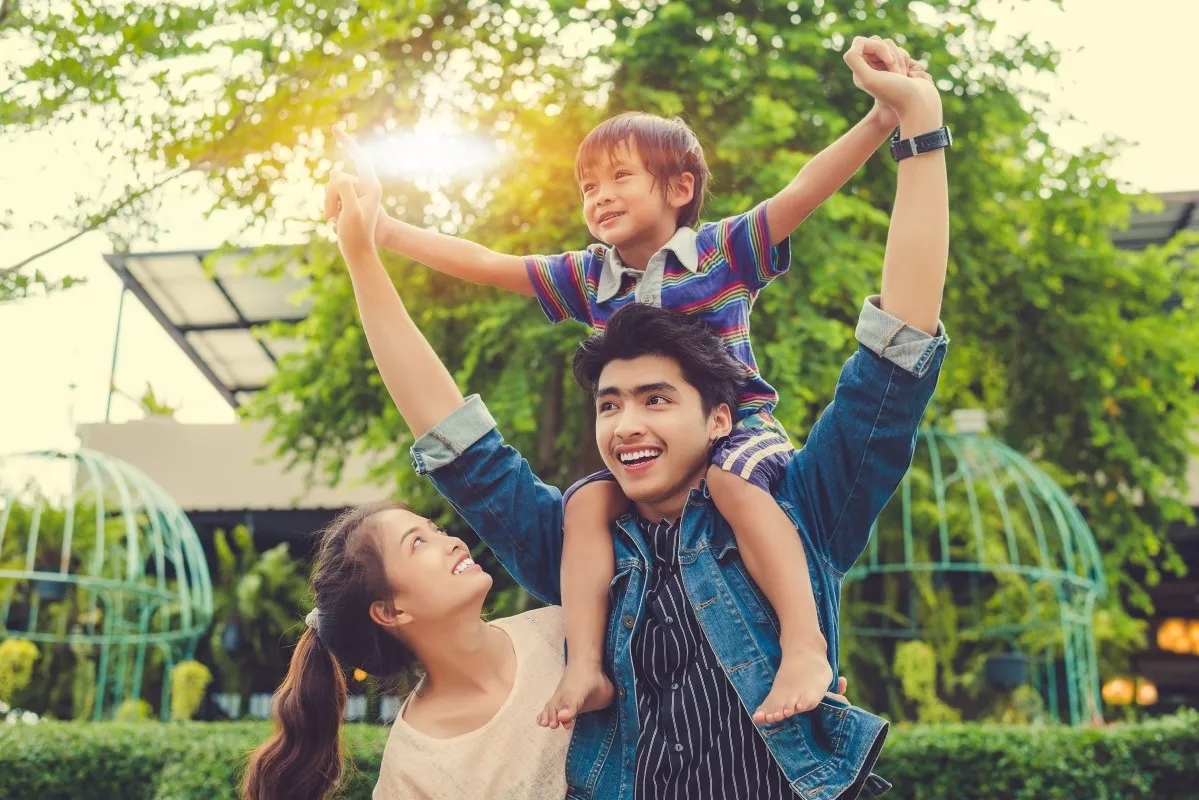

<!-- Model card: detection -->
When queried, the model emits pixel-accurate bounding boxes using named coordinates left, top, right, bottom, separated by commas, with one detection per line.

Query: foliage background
left=3, top=0, right=1197, bottom=717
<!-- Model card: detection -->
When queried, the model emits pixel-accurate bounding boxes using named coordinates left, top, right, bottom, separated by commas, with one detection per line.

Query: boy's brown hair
left=574, top=111, right=710, bottom=229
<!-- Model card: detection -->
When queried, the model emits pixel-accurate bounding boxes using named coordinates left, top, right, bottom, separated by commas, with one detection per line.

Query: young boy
left=339, top=57, right=917, bottom=728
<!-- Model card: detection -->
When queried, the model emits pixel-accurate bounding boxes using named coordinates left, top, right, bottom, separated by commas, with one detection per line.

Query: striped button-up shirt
left=522, top=201, right=791, bottom=418
left=633, top=516, right=797, bottom=799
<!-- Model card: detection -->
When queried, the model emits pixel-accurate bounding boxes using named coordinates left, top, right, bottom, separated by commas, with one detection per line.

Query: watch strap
left=889, top=126, right=952, bottom=162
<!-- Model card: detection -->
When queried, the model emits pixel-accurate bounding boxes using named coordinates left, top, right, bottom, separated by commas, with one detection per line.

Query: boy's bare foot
left=537, top=662, right=615, bottom=731
left=752, top=644, right=834, bottom=725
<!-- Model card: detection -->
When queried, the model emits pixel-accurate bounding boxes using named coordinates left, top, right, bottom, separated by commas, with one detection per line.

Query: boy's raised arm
left=763, top=105, right=893, bottom=247
left=764, top=37, right=925, bottom=248
left=376, top=214, right=536, bottom=296
left=329, top=129, right=534, bottom=297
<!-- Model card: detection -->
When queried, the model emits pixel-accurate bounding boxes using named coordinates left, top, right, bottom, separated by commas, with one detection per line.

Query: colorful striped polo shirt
left=523, top=200, right=791, bottom=417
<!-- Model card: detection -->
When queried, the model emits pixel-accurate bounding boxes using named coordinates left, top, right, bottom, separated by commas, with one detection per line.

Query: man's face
left=594, top=354, right=732, bottom=520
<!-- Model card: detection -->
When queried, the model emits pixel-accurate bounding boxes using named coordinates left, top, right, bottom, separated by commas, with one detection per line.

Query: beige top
left=373, top=606, right=570, bottom=800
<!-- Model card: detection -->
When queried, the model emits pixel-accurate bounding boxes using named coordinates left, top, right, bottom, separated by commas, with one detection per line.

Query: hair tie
left=305, top=608, right=322, bottom=634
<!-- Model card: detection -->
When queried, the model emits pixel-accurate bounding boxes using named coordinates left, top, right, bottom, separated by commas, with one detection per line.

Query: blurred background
left=1, top=0, right=1198, bottom=796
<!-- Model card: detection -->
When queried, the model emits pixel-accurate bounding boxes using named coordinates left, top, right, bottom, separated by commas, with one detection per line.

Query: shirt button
left=670, top=682, right=679, bottom=690
left=664, top=615, right=674, bottom=624
left=622, top=615, right=635, bottom=629
left=674, top=743, right=684, bottom=753
left=619, top=686, right=627, bottom=700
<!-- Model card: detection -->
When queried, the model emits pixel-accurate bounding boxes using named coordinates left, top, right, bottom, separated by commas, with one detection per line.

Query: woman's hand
left=325, top=128, right=383, bottom=265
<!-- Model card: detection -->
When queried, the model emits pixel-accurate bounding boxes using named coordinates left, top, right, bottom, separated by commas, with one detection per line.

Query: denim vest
left=412, top=298, right=948, bottom=800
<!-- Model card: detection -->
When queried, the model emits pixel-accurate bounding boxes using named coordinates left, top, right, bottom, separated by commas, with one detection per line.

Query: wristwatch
left=889, top=126, right=952, bottom=162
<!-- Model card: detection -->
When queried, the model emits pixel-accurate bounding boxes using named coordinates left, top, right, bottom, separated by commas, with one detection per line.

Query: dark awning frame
left=102, top=248, right=312, bottom=408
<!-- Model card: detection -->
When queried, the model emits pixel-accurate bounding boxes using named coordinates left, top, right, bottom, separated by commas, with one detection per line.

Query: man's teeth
left=619, top=449, right=661, bottom=464
left=453, top=558, right=475, bottom=575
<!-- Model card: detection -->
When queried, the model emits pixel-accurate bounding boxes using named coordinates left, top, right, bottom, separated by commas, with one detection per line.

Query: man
left=333, top=35, right=949, bottom=800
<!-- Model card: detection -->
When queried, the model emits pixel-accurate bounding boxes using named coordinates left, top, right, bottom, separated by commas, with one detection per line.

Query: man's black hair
left=572, top=303, right=745, bottom=416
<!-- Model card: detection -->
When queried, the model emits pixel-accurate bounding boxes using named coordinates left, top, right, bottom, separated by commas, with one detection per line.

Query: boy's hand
left=327, top=129, right=382, bottom=265
left=326, top=127, right=392, bottom=246
left=845, top=36, right=939, bottom=124
left=868, top=65, right=933, bottom=131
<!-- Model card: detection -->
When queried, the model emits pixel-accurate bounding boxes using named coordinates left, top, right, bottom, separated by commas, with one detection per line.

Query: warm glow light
left=353, top=668, right=368, bottom=682
left=1189, top=621, right=1199, bottom=654
left=1156, top=618, right=1190, bottom=654
left=1102, top=677, right=1135, bottom=706
left=1103, top=676, right=1159, bottom=708
left=361, top=123, right=500, bottom=181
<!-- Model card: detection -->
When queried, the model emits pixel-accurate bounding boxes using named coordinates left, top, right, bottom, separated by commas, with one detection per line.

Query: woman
left=244, top=128, right=851, bottom=800
left=241, top=501, right=571, bottom=800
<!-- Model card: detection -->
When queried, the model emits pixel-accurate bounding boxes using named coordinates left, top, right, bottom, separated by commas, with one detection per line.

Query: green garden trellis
left=0, top=448, right=213, bottom=720
left=844, top=423, right=1107, bottom=726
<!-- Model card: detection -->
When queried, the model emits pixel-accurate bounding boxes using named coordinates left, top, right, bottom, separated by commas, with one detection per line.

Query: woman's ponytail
left=242, top=628, right=347, bottom=800
left=243, top=502, right=421, bottom=800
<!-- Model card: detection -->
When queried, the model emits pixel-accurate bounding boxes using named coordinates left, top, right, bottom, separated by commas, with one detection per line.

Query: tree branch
left=2, top=167, right=188, bottom=275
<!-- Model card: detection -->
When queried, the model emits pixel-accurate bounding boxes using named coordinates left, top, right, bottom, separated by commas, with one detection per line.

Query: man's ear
left=369, top=598, right=413, bottom=630
left=708, top=403, right=734, bottom=442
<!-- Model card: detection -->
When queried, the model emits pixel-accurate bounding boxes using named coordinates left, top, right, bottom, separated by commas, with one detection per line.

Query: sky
left=1, top=0, right=1197, bottom=458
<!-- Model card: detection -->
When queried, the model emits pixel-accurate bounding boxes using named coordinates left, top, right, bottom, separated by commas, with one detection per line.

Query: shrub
left=169, top=661, right=213, bottom=722
left=114, top=698, right=154, bottom=722
left=877, top=712, right=1199, bottom=799
left=0, top=639, right=40, bottom=703
left=0, top=713, right=1196, bottom=799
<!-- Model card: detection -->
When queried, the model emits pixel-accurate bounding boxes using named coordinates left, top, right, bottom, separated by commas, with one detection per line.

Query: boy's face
left=593, top=353, right=732, bottom=521
left=578, top=141, right=691, bottom=251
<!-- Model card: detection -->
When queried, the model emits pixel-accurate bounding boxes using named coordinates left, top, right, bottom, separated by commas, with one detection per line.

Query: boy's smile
left=596, top=209, right=625, bottom=230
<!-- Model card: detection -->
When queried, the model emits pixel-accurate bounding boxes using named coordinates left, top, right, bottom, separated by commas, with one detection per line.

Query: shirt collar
left=636, top=516, right=680, bottom=560
left=596, top=226, right=700, bottom=303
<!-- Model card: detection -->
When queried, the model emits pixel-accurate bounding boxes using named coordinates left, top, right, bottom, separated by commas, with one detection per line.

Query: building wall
left=76, top=418, right=385, bottom=512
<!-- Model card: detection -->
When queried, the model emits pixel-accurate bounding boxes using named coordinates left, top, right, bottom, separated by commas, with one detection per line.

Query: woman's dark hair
left=575, top=111, right=710, bottom=228
left=572, top=303, right=746, bottom=417
left=242, top=501, right=415, bottom=800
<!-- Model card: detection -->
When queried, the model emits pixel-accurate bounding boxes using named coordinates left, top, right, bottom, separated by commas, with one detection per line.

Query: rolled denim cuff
left=409, top=394, right=497, bottom=475
left=855, top=295, right=948, bottom=379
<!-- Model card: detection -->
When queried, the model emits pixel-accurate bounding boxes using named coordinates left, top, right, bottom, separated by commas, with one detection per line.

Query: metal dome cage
left=0, top=448, right=213, bottom=720
left=843, top=420, right=1107, bottom=726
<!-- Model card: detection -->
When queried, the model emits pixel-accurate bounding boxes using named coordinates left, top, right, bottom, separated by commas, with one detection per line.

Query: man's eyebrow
left=595, top=381, right=678, bottom=399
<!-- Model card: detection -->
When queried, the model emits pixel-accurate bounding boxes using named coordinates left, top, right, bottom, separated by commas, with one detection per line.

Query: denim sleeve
left=411, top=395, right=565, bottom=606
left=783, top=296, right=948, bottom=575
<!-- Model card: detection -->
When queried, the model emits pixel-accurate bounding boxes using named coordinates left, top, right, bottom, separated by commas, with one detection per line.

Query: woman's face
left=371, top=507, right=492, bottom=628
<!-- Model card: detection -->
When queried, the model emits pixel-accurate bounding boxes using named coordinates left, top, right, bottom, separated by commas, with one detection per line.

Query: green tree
left=204, top=525, right=310, bottom=705
left=0, top=265, right=82, bottom=304
left=6, top=0, right=1197, bottom=716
